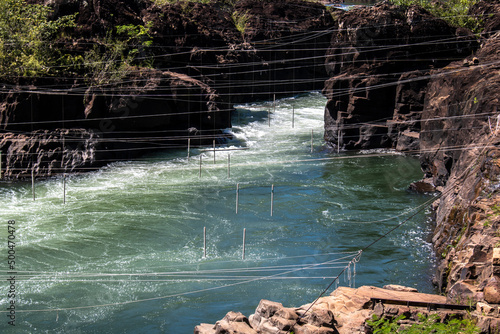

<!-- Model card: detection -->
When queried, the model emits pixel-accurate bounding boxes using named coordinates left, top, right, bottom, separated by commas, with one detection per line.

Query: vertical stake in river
left=242, top=228, right=246, bottom=260
left=236, top=183, right=239, bottom=214
left=271, top=184, right=274, bottom=217
left=203, top=226, right=207, bottom=258
left=31, top=167, right=35, bottom=201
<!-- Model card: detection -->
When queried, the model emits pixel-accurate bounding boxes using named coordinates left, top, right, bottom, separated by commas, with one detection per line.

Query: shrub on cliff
left=367, top=313, right=480, bottom=333
left=83, top=23, right=153, bottom=87
left=391, top=0, right=482, bottom=32
left=0, top=0, right=76, bottom=78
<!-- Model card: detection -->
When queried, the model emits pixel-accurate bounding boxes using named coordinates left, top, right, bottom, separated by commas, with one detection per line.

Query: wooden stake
left=199, top=155, right=202, bottom=177
left=292, top=106, right=295, bottom=128
left=311, top=129, right=314, bottom=153
left=63, top=175, right=66, bottom=204
left=337, top=129, right=340, bottom=154
left=187, top=138, right=191, bottom=160
left=227, top=154, right=231, bottom=178
left=213, top=140, right=216, bottom=164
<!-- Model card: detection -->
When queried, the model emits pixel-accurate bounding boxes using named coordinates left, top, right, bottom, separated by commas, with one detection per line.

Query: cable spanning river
left=0, top=92, right=436, bottom=333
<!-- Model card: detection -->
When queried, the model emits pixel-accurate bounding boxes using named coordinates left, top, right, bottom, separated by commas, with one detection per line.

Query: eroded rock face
left=419, top=31, right=500, bottom=299
left=0, top=129, right=101, bottom=179
left=322, top=1, right=478, bottom=151
left=0, top=68, right=227, bottom=178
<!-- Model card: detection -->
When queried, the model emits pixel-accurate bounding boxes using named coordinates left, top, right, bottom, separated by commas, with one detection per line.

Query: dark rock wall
left=0, top=128, right=101, bottom=178
left=1, top=0, right=335, bottom=179
left=322, top=2, right=477, bottom=151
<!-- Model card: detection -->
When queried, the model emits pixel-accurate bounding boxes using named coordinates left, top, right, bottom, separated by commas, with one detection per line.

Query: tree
left=0, top=0, right=75, bottom=78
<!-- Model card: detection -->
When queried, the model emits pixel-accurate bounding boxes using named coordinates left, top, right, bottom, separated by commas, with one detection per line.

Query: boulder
left=485, top=278, right=500, bottom=305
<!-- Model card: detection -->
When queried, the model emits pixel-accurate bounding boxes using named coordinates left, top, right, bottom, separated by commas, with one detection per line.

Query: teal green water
left=0, top=92, right=436, bottom=333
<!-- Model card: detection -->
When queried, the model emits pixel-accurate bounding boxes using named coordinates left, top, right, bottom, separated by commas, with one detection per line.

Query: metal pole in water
left=311, top=129, right=314, bottom=153
left=203, top=226, right=207, bottom=258
left=337, top=129, right=340, bottom=154
left=273, top=94, right=276, bottom=113
left=292, top=106, right=295, bottom=128
left=242, top=228, right=246, bottom=260
left=187, top=138, right=191, bottom=160
left=236, top=183, right=239, bottom=214
left=32, top=167, right=35, bottom=201
left=268, top=109, right=271, bottom=127
left=213, top=140, right=216, bottom=164
left=63, top=175, right=66, bottom=204
left=199, top=155, right=202, bottom=177
left=271, top=184, right=274, bottom=217
left=227, top=154, right=230, bottom=178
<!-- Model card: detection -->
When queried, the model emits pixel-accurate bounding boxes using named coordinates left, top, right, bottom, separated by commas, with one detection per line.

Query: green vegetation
left=0, top=0, right=76, bottom=77
left=83, top=23, right=153, bottom=86
left=390, top=0, right=482, bottom=32
left=367, top=314, right=480, bottom=334
left=232, top=10, right=251, bottom=35
left=0, top=0, right=153, bottom=84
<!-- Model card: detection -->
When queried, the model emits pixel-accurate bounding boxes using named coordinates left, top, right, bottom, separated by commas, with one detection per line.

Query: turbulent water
left=0, top=92, right=436, bottom=333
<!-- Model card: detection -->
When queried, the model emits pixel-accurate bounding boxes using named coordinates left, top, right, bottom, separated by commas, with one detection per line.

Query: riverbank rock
left=0, top=129, right=101, bottom=179
left=194, top=285, right=479, bottom=333
left=419, top=29, right=500, bottom=305
left=0, top=68, right=227, bottom=178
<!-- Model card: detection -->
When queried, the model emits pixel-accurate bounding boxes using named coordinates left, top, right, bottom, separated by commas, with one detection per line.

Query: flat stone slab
left=353, top=286, right=448, bottom=305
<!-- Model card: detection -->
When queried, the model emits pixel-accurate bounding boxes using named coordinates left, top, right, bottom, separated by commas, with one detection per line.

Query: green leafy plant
left=232, top=10, right=251, bottom=35
left=367, top=313, right=480, bottom=333
left=390, top=0, right=482, bottom=33
left=492, top=203, right=500, bottom=215
left=0, top=0, right=76, bottom=77
left=83, top=23, right=153, bottom=86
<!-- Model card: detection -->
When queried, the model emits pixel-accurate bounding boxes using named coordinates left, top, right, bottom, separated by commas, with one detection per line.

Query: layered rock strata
left=421, top=30, right=500, bottom=312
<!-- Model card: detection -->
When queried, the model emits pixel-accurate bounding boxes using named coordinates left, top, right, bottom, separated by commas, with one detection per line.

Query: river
left=0, top=92, right=436, bottom=333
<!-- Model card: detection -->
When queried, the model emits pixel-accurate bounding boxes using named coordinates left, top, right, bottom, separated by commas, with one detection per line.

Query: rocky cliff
left=322, top=1, right=478, bottom=151
left=1, top=0, right=335, bottom=179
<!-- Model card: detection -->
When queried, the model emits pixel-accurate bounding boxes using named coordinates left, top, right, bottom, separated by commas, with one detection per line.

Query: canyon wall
left=322, top=0, right=500, bottom=306
left=1, top=0, right=335, bottom=178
